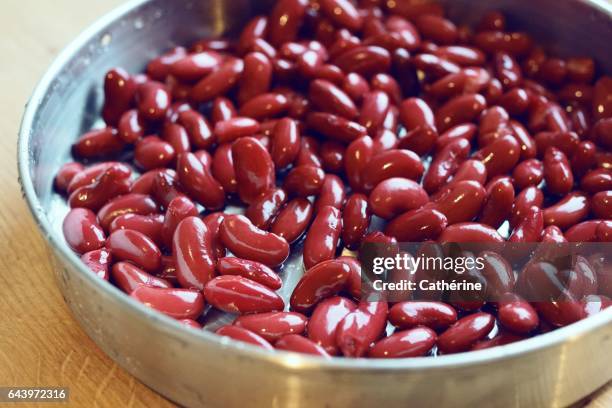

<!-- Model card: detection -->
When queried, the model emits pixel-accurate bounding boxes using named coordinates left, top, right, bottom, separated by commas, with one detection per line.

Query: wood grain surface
left=0, top=1, right=609, bottom=407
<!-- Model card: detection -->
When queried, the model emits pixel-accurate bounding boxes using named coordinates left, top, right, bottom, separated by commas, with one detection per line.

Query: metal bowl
left=18, top=0, right=612, bottom=407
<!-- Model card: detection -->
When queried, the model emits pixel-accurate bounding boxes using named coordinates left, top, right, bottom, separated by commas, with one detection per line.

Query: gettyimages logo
left=358, top=241, right=611, bottom=303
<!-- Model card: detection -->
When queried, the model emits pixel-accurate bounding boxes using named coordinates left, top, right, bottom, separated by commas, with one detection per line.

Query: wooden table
left=0, top=0, right=609, bottom=407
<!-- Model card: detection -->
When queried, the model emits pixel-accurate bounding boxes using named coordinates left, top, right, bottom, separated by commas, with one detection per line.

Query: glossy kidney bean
left=146, top=47, right=186, bottom=80
left=499, top=88, right=530, bottom=116
left=303, top=206, right=342, bottom=269
left=369, top=327, right=437, bottom=358
left=533, top=293, right=586, bottom=327
left=369, top=178, right=429, bottom=220
left=389, top=301, right=457, bottom=330
left=306, top=112, right=368, bottom=144
left=534, top=131, right=579, bottom=158
left=371, top=73, right=402, bottom=105
left=216, top=325, right=274, bottom=350
left=344, top=136, right=374, bottom=191
left=111, top=261, right=171, bottom=294
left=509, top=206, right=544, bottom=242
left=55, top=162, right=84, bottom=193
left=336, top=301, right=388, bottom=357
left=411, top=54, right=460, bottom=80
left=220, top=214, right=289, bottom=267
left=205, top=275, right=284, bottom=314
left=133, top=136, right=175, bottom=170
left=495, top=52, right=522, bottom=88
left=211, top=97, right=237, bottom=124
left=571, top=141, right=597, bottom=177
left=333, top=45, right=391, bottom=77
left=176, top=152, right=225, bottom=210
left=341, top=194, right=371, bottom=249
left=320, top=0, right=362, bottom=31
left=270, top=118, right=301, bottom=169
left=214, top=117, right=260, bottom=144
left=237, top=15, right=268, bottom=54
left=307, top=296, right=357, bottom=355
left=435, top=94, right=487, bottom=132
left=151, top=170, right=185, bottom=209
left=399, top=98, right=435, bottom=132
left=267, top=0, right=308, bottom=46
left=239, top=93, right=289, bottom=120
left=359, top=91, right=390, bottom=133
left=543, top=148, right=574, bottom=196
left=246, top=188, right=287, bottom=230
left=320, top=141, right=346, bottom=173
left=131, top=286, right=205, bottom=320
left=543, top=192, right=590, bottom=230
left=439, top=222, right=504, bottom=243
left=511, top=185, right=544, bottom=227
left=415, top=14, right=457, bottom=45
left=309, top=79, right=358, bottom=120
left=190, top=58, right=243, bottom=103
left=106, top=229, right=161, bottom=272
left=160, top=196, right=198, bottom=249
left=80, top=248, right=111, bottom=280
left=429, top=180, right=486, bottom=225
left=541, top=225, right=567, bottom=243
left=398, top=126, right=438, bottom=156
left=136, top=81, right=170, bottom=122
left=478, top=177, right=515, bottom=229
left=170, top=51, right=223, bottom=82
left=314, top=175, right=346, bottom=213
left=513, top=159, right=544, bottom=190
left=102, top=68, right=136, bottom=126
left=384, top=208, right=448, bottom=241
left=62, top=208, right=106, bottom=254
left=236, top=52, right=272, bottom=105
left=593, top=76, right=612, bottom=121
left=437, top=312, right=495, bottom=354
left=231, top=137, right=275, bottom=204
left=209, top=143, right=237, bottom=194
left=473, top=135, right=520, bottom=179
left=446, top=159, right=488, bottom=188
left=424, top=138, right=471, bottom=193
left=591, top=190, right=612, bottom=219
left=361, top=149, right=424, bottom=192
left=234, top=312, right=306, bottom=342
left=275, top=334, right=331, bottom=357
left=109, top=214, right=164, bottom=246
left=69, top=165, right=131, bottom=211
left=283, top=165, right=326, bottom=198
left=581, top=169, right=612, bottom=193
left=217, top=257, right=282, bottom=290
left=171, top=216, right=216, bottom=290
left=342, top=72, right=370, bottom=103
left=434, top=46, right=486, bottom=67
left=270, top=198, right=314, bottom=244
left=161, top=123, right=191, bottom=156
left=290, top=259, right=351, bottom=313
left=72, top=127, right=125, bottom=159
left=176, top=109, right=214, bottom=150
left=117, top=109, right=145, bottom=143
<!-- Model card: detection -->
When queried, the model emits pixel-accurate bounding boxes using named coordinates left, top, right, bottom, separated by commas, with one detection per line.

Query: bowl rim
left=17, top=0, right=612, bottom=372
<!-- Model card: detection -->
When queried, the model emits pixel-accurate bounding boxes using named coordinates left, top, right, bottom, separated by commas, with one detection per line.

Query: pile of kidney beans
left=56, top=0, right=611, bottom=358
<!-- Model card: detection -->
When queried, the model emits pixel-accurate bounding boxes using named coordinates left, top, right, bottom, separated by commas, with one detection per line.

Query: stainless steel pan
left=18, top=0, right=612, bottom=406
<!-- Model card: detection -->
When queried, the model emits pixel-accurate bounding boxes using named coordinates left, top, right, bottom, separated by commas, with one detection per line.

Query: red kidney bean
left=160, top=196, right=198, bottom=249
left=146, top=47, right=186, bottom=80
left=62, top=208, right=106, bottom=254
left=564, top=220, right=602, bottom=242
left=433, top=46, right=486, bottom=67
left=220, top=214, right=289, bottom=267
left=290, top=259, right=351, bottom=313
left=336, top=301, right=388, bottom=357
left=359, top=91, right=390, bottom=133
left=513, top=159, right=544, bottom=190
left=307, top=296, right=356, bottom=355
left=385, top=208, right=448, bottom=241
left=371, top=73, right=402, bottom=105
left=205, top=275, right=284, bottom=314
left=237, top=53, right=272, bottom=105
left=170, top=51, right=223, bottom=82
left=511, top=185, right=544, bottom=227
left=161, top=123, right=190, bottom=156
left=473, top=30, right=532, bottom=56
left=107, top=229, right=161, bottom=272
left=320, top=0, right=362, bottom=31
left=303, top=206, right=342, bottom=269
left=541, top=225, right=567, bottom=243
left=533, top=293, right=586, bottom=327
left=176, top=109, right=214, bottom=150
left=275, top=334, right=331, bottom=357
left=136, top=81, right=170, bottom=122
left=234, top=312, right=306, bottom=342
left=270, top=118, right=301, bottom=169
left=111, top=261, right=171, bottom=294
left=267, top=0, right=308, bottom=46
left=499, top=88, right=530, bottom=116
left=191, top=58, right=243, bottom=103
left=344, top=136, right=374, bottom=191
left=509, top=206, right=544, bottom=242
left=80, top=248, right=111, bottom=280
left=55, top=162, right=84, bottom=193
left=439, top=222, right=504, bottom=243
left=581, top=169, right=612, bottom=193
left=412, top=54, right=460, bottom=80
left=215, top=325, right=274, bottom=350
left=246, top=188, right=287, bottom=230
left=437, top=312, right=495, bottom=354
left=415, top=14, right=457, bottom=45
left=361, top=149, right=424, bottom=192
left=270, top=198, right=314, bottom=243
left=69, top=165, right=131, bottom=211
left=72, top=127, right=125, bottom=159
left=495, top=52, right=522, bottom=89
left=151, top=169, right=185, bottom=209
left=543, top=192, right=590, bottom=230
left=435, top=94, right=487, bottom=132
left=389, top=301, right=457, bottom=330
left=333, top=46, right=391, bottom=77
left=209, top=143, right=237, bottom=194
left=102, top=68, right=136, bottom=126
left=171, top=216, right=216, bottom=289
left=176, top=152, right=225, bottom=210
left=238, top=15, right=268, bottom=54
left=447, top=159, right=488, bottom=188
left=320, top=141, right=346, bottom=173
left=473, top=134, right=520, bottom=179
left=131, top=286, right=205, bottom=320
left=342, top=72, right=370, bottom=102
left=211, top=97, right=237, bottom=124
left=478, top=177, right=515, bottom=229
left=397, top=126, right=437, bottom=156
left=309, top=79, right=359, bottom=120
left=214, top=117, right=260, bottom=144
left=429, top=180, right=486, bottom=225
left=369, top=327, right=437, bottom=358
left=543, top=148, right=574, bottom=196
left=592, top=118, right=612, bottom=149
left=424, top=138, right=471, bottom=193
left=239, top=93, right=289, bottom=120
left=283, top=165, right=325, bottom=198
left=109, top=213, right=164, bottom=247
left=133, top=136, right=175, bottom=170
left=571, top=141, right=597, bottom=177
left=117, top=109, right=145, bottom=143
left=231, top=137, right=275, bottom=204
left=477, top=250, right=515, bottom=298
left=341, top=194, right=371, bottom=249
left=306, top=112, right=368, bottom=144
left=314, top=175, right=345, bottom=213
left=369, top=178, right=428, bottom=220
left=217, top=257, right=282, bottom=290
left=592, top=190, right=612, bottom=219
